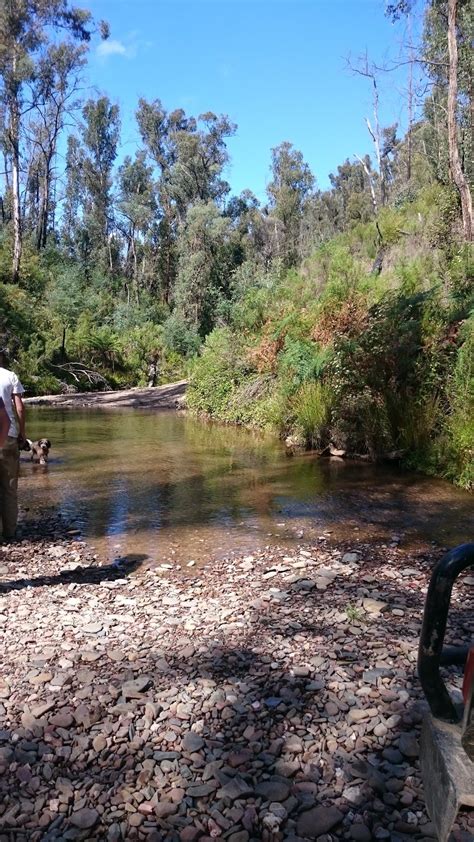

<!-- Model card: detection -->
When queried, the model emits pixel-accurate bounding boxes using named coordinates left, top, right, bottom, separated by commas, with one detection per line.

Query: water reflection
left=23, top=408, right=473, bottom=565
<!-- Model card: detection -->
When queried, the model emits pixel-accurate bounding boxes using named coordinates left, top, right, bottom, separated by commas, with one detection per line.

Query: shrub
left=443, top=316, right=474, bottom=488
left=329, top=388, right=392, bottom=457
left=187, top=328, right=246, bottom=416
left=278, top=337, right=330, bottom=391
left=291, top=381, right=333, bottom=448
left=162, top=313, right=201, bottom=357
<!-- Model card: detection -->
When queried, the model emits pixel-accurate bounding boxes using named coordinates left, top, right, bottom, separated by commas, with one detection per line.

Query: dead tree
left=447, top=0, right=473, bottom=241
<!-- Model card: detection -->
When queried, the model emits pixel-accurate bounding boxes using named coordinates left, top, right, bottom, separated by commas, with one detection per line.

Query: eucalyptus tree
left=267, top=141, right=315, bottom=268
left=26, top=40, right=86, bottom=249
left=388, top=0, right=472, bottom=240
left=136, top=99, right=236, bottom=303
left=63, top=96, right=120, bottom=273
left=136, top=99, right=191, bottom=304
left=116, top=150, right=156, bottom=303
left=0, top=0, right=101, bottom=282
left=329, top=158, right=375, bottom=226
left=166, top=112, right=235, bottom=219
left=62, top=133, right=84, bottom=254
left=174, top=200, right=233, bottom=336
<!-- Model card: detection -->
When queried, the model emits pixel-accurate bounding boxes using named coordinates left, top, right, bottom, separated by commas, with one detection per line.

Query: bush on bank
left=187, top=189, right=474, bottom=489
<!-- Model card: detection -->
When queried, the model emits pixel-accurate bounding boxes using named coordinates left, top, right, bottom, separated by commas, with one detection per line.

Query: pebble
left=0, top=522, right=471, bottom=841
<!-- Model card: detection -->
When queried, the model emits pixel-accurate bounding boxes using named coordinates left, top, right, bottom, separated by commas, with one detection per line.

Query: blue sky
left=85, top=0, right=422, bottom=202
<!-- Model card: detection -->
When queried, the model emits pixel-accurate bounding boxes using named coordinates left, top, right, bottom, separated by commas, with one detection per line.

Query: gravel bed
left=0, top=515, right=472, bottom=841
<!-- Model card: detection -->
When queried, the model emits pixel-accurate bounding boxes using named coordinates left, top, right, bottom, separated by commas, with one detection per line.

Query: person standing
left=0, top=347, right=27, bottom=540
left=0, top=399, right=9, bottom=448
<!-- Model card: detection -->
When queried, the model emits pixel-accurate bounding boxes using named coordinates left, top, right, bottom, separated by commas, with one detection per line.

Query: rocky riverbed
left=0, top=515, right=472, bottom=841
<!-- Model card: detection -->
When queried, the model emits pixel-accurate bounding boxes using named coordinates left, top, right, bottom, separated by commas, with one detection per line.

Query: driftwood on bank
left=24, top=380, right=187, bottom=410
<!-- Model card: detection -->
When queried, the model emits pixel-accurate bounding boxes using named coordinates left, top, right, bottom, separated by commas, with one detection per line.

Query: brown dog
left=27, top=438, right=51, bottom=465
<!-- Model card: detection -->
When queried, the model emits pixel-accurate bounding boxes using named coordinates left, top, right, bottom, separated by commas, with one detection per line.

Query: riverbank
left=24, top=381, right=187, bottom=410
left=0, top=514, right=472, bottom=841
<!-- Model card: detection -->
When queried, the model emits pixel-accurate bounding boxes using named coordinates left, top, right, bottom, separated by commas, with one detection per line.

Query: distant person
left=0, top=346, right=27, bottom=540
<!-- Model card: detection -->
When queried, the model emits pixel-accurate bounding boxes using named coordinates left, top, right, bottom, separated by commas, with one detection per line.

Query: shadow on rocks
left=0, top=632, right=468, bottom=842
left=0, top=554, right=146, bottom=594
left=0, top=543, right=472, bottom=841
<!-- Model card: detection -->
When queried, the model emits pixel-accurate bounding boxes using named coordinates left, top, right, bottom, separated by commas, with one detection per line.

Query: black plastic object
left=417, top=543, right=474, bottom=723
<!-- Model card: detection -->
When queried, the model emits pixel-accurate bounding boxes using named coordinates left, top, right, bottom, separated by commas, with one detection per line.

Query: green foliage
left=345, top=604, right=363, bottom=622
left=185, top=185, right=472, bottom=486
left=0, top=0, right=470, bottom=497
left=442, top=315, right=474, bottom=488
left=162, top=313, right=201, bottom=357
left=231, top=281, right=272, bottom=332
left=187, top=328, right=246, bottom=416
left=109, top=297, right=169, bottom=333
left=16, top=338, right=61, bottom=396
left=291, top=382, right=333, bottom=448
left=47, top=265, right=85, bottom=333
left=278, top=337, right=330, bottom=390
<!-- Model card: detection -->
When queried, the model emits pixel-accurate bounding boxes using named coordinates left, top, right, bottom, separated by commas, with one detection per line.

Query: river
left=23, top=407, right=472, bottom=566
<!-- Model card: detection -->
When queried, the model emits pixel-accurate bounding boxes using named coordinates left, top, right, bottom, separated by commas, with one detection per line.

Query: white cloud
left=96, top=39, right=128, bottom=59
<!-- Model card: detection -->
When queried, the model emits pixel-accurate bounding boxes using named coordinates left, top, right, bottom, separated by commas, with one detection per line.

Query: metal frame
left=417, top=542, right=474, bottom=723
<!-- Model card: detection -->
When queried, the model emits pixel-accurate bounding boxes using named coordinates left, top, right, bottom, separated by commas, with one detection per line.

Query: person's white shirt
left=0, top=367, right=25, bottom=437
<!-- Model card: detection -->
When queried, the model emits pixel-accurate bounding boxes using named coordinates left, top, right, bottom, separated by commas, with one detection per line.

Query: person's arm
left=0, top=400, right=9, bottom=448
left=13, top=393, right=26, bottom=441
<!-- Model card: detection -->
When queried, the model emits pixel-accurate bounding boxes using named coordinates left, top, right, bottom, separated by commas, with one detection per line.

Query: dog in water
left=25, top=438, right=51, bottom=465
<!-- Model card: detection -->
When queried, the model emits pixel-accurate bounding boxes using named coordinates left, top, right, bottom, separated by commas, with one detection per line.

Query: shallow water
left=23, top=408, right=472, bottom=566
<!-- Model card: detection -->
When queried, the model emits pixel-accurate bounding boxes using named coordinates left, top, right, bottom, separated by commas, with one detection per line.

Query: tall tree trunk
left=36, top=177, right=49, bottom=250
left=355, top=154, right=378, bottom=214
left=11, top=103, right=22, bottom=283
left=447, top=0, right=473, bottom=241
left=406, top=18, right=414, bottom=184
left=36, top=154, right=53, bottom=250
left=9, top=48, right=22, bottom=283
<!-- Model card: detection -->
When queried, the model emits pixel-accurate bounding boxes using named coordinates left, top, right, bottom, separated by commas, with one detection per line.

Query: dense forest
left=0, top=0, right=472, bottom=487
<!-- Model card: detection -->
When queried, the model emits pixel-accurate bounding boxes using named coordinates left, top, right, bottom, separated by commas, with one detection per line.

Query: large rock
left=70, top=808, right=99, bottom=829
left=121, top=675, right=152, bottom=698
left=182, top=732, right=204, bottom=752
left=297, top=805, right=343, bottom=838
left=218, top=775, right=254, bottom=801
left=255, top=779, right=291, bottom=802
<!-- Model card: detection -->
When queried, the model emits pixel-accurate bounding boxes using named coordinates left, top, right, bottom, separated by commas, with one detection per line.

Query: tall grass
left=291, top=381, right=333, bottom=448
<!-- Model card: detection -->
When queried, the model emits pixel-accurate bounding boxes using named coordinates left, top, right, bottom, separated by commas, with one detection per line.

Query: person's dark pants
left=0, top=436, right=19, bottom=538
